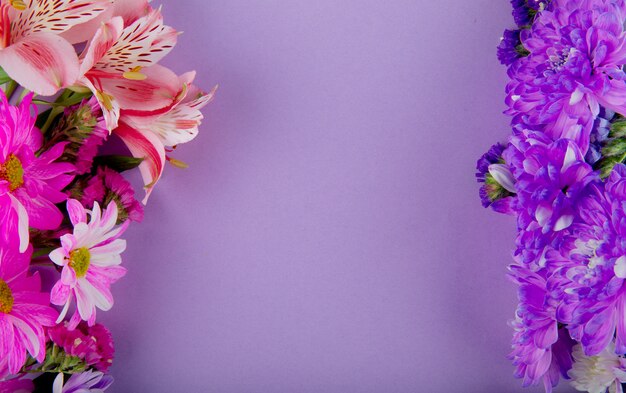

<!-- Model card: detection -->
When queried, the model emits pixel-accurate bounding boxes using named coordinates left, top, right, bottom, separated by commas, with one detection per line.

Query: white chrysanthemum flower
left=569, top=342, right=626, bottom=393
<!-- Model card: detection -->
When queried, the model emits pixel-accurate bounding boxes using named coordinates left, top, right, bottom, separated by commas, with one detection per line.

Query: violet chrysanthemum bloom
left=0, top=92, right=75, bottom=252
left=50, top=200, right=128, bottom=329
left=476, top=143, right=517, bottom=215
left=508, top=265, right=575, bottom=392
left=82, top=167, right=144, bottom=223
left=48, top=321, right=115, bottom=372
left=506, top=0, right=626, bottom=153
left=513, top=139, right=596, bottom=234
left=53, top=371, right=113, bottom=393
left=549, top=164, right=626, bottom=356
left=568, top=342, right=626, bottom=393
left=0, top=246, right=58, bottom=377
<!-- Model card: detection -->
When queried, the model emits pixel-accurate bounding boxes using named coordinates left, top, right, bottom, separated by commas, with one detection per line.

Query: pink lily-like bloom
left=0, top=0, right=112, bottom=96
left=118, top=76, right=216, bottom=202
left=50, top=199, right=128, bottom=329
left=0, top=245, right=58, bottom=377
left=0, top=92, right=75, bottom=252
left=78, top=6, right=180, bottom=131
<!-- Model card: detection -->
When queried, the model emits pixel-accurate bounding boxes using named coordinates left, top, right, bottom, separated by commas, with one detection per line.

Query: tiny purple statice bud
left=476, top=143, right=517, bottom=215
left=498, top=30, right=529, bottom=66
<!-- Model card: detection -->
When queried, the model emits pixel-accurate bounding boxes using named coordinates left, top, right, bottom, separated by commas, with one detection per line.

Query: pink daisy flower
left=0, top=92, right=75, bottom=252
left=0, top=245, right=58, bottom=377
left=49, top=199, right=128, bottom=329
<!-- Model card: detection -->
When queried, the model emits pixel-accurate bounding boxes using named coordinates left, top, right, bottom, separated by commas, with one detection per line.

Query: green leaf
left=94, top=155, right=144, bottom=172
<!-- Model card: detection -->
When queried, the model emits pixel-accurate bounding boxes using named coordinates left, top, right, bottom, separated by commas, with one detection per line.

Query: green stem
left=4, top=80, right=17, bottom=101
left=39, top=106, right=64, bottom=135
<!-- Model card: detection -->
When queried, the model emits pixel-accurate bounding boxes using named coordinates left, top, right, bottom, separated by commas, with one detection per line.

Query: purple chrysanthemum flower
left=476, top=143, right=517, bottom=215
left=505, top=138, right=597, bottom=271
left=498, top=30, right=529, bottom=66
left=512, top=138, right=596, bottom=234
left=548, top=164, right=626, bottom=356
left=506, top=0, right=626, bottom=154
left=53, top=371, right=113, bottom=393
left=509, top=264, right=575, bottom=392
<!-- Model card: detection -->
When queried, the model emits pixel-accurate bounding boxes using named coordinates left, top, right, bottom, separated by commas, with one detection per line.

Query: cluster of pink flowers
left=0, top=0, right=212, bottom=391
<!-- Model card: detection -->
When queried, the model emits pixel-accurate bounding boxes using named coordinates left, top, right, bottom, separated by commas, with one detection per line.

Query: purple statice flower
left=82, top=167, right=144, bottom=223
left=508, top=264, right=575, bottom=392
left=511, top=0, right=534, bottom=26
left=498, top=29, right=529, bottom=66
left=586, top=108, right=616, bottom=164
left=476, top=143, right=517, bottom=215
left=549, top=164, right=626, bottom=356
left=506, top=0, right=626, bottom=154
left=48, top=322, right=115, bottom=372
left=511, top=0, right=552, bottom=27
left=44, top=97, right=108, bottom=175
left=53, top=371, right=113, bottom=393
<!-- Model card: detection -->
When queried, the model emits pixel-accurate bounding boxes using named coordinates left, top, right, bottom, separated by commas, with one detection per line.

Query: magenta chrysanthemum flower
left=82, top=167, right=144, bottom=223
left=506, top=0, right=626, bottom=153
left=49, top=200, right=128, bottom=329
left=0, top=246, right=58, bottom=377
left=509, top=264, right=575, bottom=391
left=0, top=377, right=33, bottom=393
left=0, top=92, right=74, bottom=251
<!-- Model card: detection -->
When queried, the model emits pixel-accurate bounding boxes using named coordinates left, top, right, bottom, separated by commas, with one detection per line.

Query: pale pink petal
left=49, top=247, right=67, bottom=266
left=78, top=16, right=124, bottom=76
left=0, top=32, right=79, bottom=96
left=67, top=199, right=87, bottom=226
left=10, top=0, right=113, bottom=41
left=94, top=8, right=177, bottom=73
left=114, top=122, right=165, bottom=203
left=50, top=281, right=71, bottom=305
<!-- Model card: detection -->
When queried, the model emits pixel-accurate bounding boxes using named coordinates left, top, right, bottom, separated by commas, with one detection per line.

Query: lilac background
left=99, top=1, right=573, bottom=392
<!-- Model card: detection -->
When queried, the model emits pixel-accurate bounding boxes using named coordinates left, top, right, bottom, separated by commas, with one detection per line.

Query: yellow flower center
left=0, top=154, right=25, bottom=191
left=95, top=90, right=115, bottom=112
left=123, top=66, right=147, bottom=81
left=69, top=247, right=91, bottom=278
left=10, top=0, right=26, bottom=11
left=0, top=279, right=14, bottom=314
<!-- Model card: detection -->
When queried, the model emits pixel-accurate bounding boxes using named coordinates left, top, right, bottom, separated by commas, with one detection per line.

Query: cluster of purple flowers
left=478, top=1, right=626, bottom=392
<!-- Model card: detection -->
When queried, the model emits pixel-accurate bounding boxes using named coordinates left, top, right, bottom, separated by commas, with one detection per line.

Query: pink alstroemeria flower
left=0, top=92, right=75, bottom=252
left=0, top=246, right=58, bottom=377
left=78, top=6, right=180, bottom=130
left=118, top=76, right=216, bottom=202
left=0, top=0, right=112, bottom=96
left=50, top=199, right=128, bottom=329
